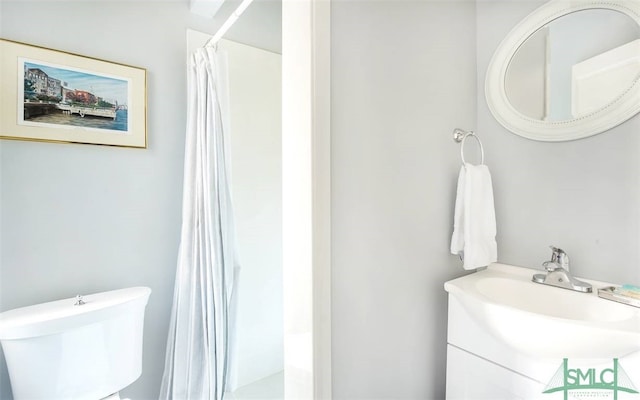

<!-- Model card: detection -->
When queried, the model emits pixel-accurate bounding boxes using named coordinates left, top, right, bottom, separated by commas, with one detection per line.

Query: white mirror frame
left=485, top=0, right=640, bottom=141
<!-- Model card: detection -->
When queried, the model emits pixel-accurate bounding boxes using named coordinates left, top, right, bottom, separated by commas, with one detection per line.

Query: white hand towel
left=450, top=164, right=497, bottom=270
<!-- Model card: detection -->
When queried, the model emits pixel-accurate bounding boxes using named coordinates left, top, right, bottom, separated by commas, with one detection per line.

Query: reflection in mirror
left=505, top=9, right=640, bottom=122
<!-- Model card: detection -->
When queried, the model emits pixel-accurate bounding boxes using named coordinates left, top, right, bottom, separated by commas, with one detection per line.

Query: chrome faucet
left=532, top=246, right=592, bottom=293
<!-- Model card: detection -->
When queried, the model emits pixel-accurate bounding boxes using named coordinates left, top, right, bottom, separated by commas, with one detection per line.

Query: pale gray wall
left=331, top=1, right=640, bottom=399
left=477, top=1, right=640, bottom=285
left=0, top=2, right=274, bottom=399
left=331, top=1, right=477, bottom=398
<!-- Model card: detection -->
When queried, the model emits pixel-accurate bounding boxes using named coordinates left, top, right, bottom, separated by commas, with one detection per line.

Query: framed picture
left=0, top=39, right=146, bottom=148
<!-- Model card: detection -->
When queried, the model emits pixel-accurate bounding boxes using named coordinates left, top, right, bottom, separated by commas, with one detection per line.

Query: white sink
left=444, top=263, right=640, bottom=358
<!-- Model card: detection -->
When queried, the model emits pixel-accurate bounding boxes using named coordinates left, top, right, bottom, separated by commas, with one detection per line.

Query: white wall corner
left=190, top=0, right=225, bottom=18
left=312, top=1, right=332, bottom=399
left=282, top=0, right=332, bottom=398
left=186, top=29, right=213, bottom=55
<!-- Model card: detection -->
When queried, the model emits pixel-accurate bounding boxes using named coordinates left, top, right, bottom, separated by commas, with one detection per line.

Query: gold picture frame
left=0, top=39, right=147, bottom=148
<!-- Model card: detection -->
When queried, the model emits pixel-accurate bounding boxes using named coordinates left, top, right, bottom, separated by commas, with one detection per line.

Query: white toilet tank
left=0, top=287, right=151, bottom=400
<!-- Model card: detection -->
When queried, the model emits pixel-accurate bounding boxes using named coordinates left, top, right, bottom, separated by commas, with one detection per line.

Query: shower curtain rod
left=205, top=0, right=255, bottom=47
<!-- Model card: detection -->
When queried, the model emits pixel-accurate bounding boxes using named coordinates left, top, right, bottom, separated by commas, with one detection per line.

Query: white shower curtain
left=160, top=45, right=237, bottom=400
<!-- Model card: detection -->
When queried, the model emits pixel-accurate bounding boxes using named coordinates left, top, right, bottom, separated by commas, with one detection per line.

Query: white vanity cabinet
left=444, top=264, right=640, bottom=400
left=447, top=295, right=548, bottom=400
left=445, top=295, right=547, bottom=399
left=446, top=345, right=542, bottom=399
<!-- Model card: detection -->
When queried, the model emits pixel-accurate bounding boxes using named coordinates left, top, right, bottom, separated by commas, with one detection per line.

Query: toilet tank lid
left=0, top=287, right=151, bottom=340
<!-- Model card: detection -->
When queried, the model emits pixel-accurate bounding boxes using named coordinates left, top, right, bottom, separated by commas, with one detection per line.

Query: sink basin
left=444, top=263, right=640, bottom=358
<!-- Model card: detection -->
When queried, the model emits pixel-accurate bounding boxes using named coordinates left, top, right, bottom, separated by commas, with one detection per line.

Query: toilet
left=0, top=287, right=151, bottom=400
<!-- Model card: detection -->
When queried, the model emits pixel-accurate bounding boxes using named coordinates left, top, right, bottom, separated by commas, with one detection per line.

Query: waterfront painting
left=1, top=39, right=146, bottom=148
left=21, top=61, right=130, bottom=132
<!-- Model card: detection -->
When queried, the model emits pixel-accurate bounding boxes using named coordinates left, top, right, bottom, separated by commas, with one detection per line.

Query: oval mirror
left=485, top=0, right=640, bottom=141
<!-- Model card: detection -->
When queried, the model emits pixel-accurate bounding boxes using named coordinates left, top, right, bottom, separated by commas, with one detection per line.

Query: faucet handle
left=545, top=245, right=569, bottom=270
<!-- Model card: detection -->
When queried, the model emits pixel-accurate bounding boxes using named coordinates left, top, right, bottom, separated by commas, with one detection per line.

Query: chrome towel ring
left=453, top=128, right=484, bottom=165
